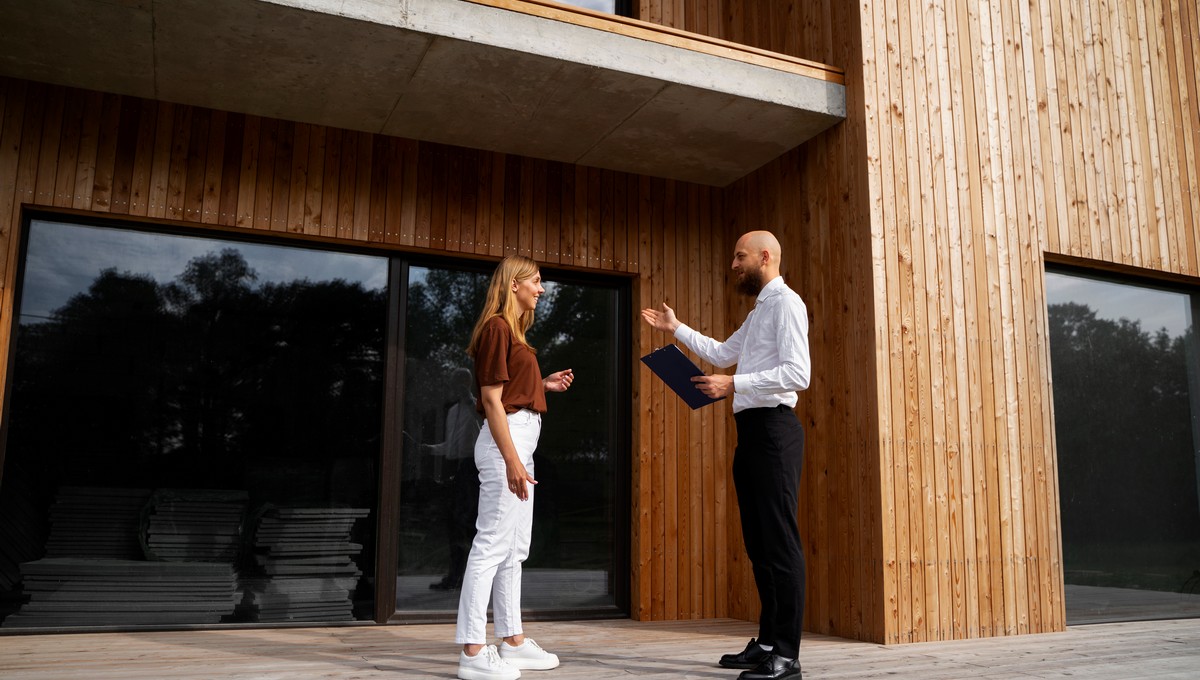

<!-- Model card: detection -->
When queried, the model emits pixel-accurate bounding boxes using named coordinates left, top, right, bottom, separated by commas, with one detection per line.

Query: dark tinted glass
left=396, top=264, right=625, bottom=615
left=1046, top=269, right=1200, bottom=623
left=0, top=219, right=388, bottom=628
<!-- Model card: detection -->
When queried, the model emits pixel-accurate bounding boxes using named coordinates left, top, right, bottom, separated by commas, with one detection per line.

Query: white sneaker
left=498, top=638, right=560, bottom=671
left=458, top=645, right=521, bottom=680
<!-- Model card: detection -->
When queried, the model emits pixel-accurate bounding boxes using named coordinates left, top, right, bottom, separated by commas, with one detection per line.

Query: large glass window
left=0, top=215, right=633, bottom=628
left=1046, top=267, right=1200, bottom=624
left=395, top=263, right=627, bottom=617
left=0, top=218, right=387, bottom=628
left=0, top=216, right=630, bottom=631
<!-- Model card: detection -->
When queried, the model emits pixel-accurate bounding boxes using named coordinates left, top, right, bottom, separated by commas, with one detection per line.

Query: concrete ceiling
left=0, top=0, right=846, bottom=187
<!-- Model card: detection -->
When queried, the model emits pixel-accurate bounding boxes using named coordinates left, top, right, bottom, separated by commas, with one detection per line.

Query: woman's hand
left=481, top=383, right=536, bottom=500
left=505, top=457, right=537, bottom=501
left=543, top=368, right=574, bottom=393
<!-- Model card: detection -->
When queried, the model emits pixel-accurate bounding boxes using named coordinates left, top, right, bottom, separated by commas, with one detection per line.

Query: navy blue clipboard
left=640, top=344, right=725, bottom=410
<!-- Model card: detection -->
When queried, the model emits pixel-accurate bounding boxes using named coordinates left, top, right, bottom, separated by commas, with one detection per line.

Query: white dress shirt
left=427, top=399, right=482, bottom=460
left=674, top=275, right=811, bottom=413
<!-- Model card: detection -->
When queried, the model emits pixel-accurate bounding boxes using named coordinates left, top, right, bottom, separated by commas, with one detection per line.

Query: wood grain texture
left=717, top=0, right=1197, bottom=645
left=2, top=617, right=1199, bottom=680
left=0, top=74, right=734, bottom=631
left=0, top=0, right=1195, bottom=647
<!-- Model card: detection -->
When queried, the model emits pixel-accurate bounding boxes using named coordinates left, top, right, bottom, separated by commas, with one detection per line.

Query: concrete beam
left=0, top=0, right=845, bottom=186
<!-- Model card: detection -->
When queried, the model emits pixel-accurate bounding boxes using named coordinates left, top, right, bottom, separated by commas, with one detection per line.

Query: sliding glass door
left=0, top=215, right=629, bottom=630
left=395, top=263, right=627, bottom=618
left=0, top=218, right=387, bottom=627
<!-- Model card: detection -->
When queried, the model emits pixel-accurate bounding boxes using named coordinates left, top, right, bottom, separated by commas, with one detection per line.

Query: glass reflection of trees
left=10, top=247, right=386, bottom=494
left=398, top=265, right=617, bottom=610
left=398, top=267, right=490, bottom=595
left=1048, top=301, right=1200, bottom=593
left=526, top=279, right=617, bottom=574
left=3, top=243, right=387, bottom=624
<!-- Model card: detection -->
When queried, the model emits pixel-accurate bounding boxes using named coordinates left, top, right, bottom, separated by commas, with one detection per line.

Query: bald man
left=641, top=230, right=810, bottom=680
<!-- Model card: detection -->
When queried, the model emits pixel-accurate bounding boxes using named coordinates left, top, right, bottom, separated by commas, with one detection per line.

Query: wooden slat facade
left=0, top=0, right=1197, bottom=648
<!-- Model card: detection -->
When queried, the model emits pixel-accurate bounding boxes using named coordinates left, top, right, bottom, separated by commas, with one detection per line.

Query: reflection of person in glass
left=455, top=255, right=573, bottom=680
left=425, top=367, right=484, bottom=591
left=642, top=231, right=810, bottom=680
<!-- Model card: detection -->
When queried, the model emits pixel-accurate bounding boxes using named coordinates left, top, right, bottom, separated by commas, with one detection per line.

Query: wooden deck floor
left=2, top=617, right=1199, bottom=679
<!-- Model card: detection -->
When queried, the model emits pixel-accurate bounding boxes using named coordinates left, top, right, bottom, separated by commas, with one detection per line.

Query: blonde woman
left=456, top=255, right=574, bottom=680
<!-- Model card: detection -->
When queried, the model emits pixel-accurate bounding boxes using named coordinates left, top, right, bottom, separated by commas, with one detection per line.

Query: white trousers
left=455, top=409, right=541, bottom=644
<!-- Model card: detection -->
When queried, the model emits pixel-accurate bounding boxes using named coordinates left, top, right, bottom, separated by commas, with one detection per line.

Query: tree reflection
left=8, top=248, right=386, bottom=499
left=1048, top=301, right=1200, bottom=590
left=525, top=282, right=617, bottom=571
left=530, top=283, right=613, bottom=464
left=398, top=266, right=619, bottom=593
left=405, top=267, right=489, bottom=374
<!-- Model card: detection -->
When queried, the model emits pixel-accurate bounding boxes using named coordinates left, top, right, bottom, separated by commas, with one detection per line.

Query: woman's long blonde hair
left=466, top=255, right=540, bottom=357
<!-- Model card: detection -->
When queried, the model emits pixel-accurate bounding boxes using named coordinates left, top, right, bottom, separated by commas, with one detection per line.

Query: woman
left=456, top=255, right=573, bottom=680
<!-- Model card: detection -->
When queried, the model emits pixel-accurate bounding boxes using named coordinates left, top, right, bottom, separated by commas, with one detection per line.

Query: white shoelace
left=482, top=645, right=506, bottom=668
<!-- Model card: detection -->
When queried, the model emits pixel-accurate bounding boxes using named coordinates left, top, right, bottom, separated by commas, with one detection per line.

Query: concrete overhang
left=0, top=0, right=846, bottom=187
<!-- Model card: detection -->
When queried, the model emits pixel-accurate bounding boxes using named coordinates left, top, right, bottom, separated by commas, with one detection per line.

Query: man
left=423, top=367, right=484, bottom=591
left=641, top=230, right=810, bottom=680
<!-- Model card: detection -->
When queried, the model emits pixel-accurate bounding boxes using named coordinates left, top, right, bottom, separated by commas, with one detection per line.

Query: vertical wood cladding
left=0, top=75, right=736, bottom=627
left=871, top=0, right=1195, bottom=643
left=714, top=0, right=1198, bottom=644
left=0, top=0, right=1195, bottom=647
left=716, top=0, right=887, bottom=646
left=647, top=0, right=1197, bottom=644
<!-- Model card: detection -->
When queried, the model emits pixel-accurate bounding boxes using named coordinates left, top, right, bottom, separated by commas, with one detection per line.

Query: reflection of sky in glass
left=1046, top=271, right=1190, bottom=339
left=555, top=0, right=615, bottom=12
left=20, top=220, right=388, bottom=321
left=409, top=265, right=560, bottom=314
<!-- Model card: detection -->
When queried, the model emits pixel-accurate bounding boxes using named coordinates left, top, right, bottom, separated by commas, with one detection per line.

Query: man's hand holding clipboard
left=640, top=303, right=730, bottom=409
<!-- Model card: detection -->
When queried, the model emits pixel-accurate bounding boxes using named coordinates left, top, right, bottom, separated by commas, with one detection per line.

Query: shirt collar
left=755, top=275, right=788, bottom=306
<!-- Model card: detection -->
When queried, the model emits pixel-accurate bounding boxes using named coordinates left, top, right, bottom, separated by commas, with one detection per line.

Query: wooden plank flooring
left=1, top=617, right=1198, bottom=679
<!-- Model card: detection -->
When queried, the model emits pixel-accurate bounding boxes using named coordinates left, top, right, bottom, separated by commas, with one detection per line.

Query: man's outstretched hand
left=640, top=303, right=681, bottom=333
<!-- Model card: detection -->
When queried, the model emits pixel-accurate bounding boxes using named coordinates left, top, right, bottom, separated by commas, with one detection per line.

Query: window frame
left=1044, top=260, right=1200, bottom=624
left=0, top=209, right=632, bottom=631
left=384, top=254, right=632, bottom=623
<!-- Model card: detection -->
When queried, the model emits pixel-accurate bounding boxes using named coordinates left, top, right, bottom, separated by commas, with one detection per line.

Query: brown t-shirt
left=474, top=316, right=547, bottom=415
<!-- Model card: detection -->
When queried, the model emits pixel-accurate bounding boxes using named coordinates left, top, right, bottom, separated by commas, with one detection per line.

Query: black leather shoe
left=738, top=654, right=802, bottom=680
left=719, top=638, right=770, bottom=669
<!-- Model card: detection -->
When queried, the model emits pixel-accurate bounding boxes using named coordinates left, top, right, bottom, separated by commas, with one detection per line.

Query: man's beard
left=736, top=267, right=764, bottom=296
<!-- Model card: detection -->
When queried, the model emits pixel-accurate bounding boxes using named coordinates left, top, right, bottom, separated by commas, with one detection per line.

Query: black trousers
left=732, top=404, right=806, bottom=660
